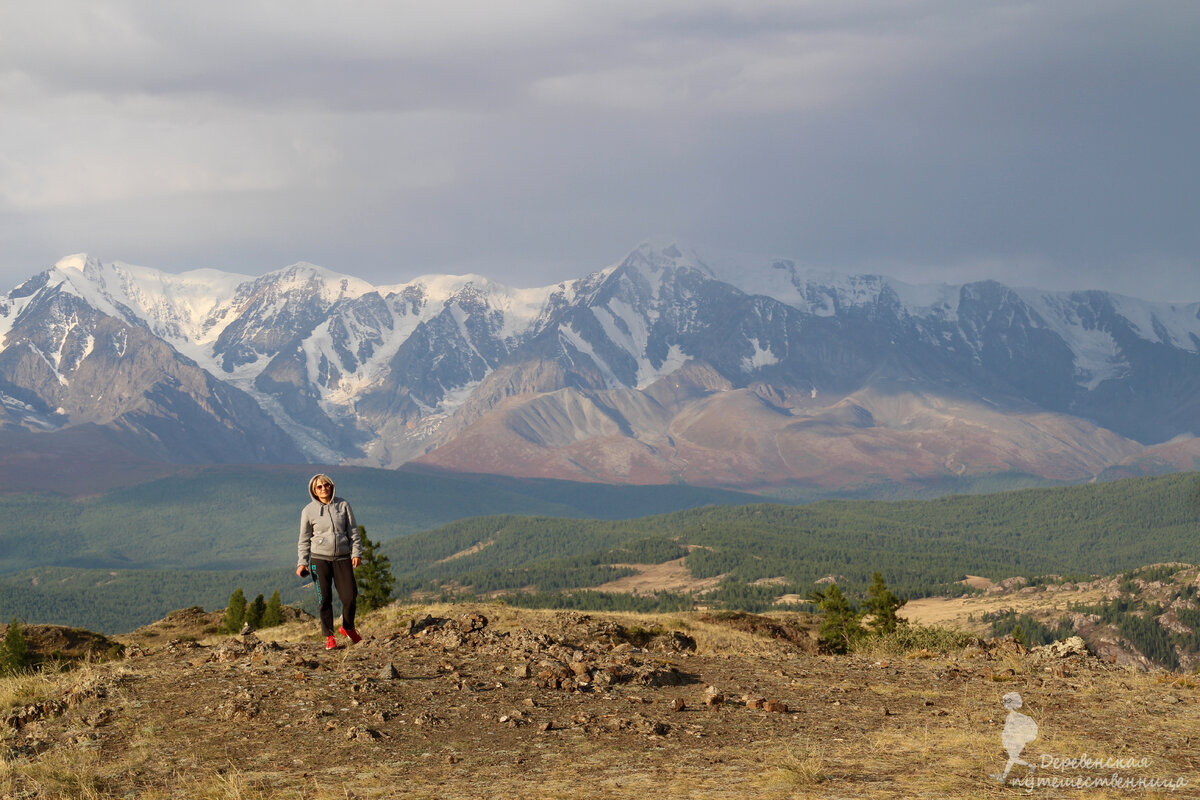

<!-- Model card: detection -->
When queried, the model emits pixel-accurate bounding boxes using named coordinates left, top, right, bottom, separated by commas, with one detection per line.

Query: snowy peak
left=249, top=262, right=376, bottom=306
left=625, top=242, right=909, bottom=320
left=35, top=255, right=251, bottom=352
left=53, top=253, right=92, bottom=272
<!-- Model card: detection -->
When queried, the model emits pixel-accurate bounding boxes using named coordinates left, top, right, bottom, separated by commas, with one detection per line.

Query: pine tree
left=245, top=594, right=267, bottom=629
left=223, top=588, right=247, bottom=633
left=262, top=590, right=284, bottom=628
left=864, top=572, right=905, bottom=634
left=356, top=526, right=395, bottom=612
left=2, top=617, right=31, bottom=676
left=809, top=583, right=865, bottom=654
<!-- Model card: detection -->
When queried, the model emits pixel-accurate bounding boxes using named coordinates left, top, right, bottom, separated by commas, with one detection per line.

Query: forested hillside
left=3, top=471, right=1196, bottom=633
left=1, top=465, right=757, bottom=574
left=383, top=471, right=1200, bottom=607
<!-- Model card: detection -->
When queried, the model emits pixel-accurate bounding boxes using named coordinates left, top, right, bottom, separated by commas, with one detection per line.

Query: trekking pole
left=299, top=562, right=323, bottom=612
left=306, top=562, right=322, bottom=606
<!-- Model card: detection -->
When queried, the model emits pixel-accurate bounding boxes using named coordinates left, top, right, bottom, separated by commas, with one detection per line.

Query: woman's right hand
left=296, top=565, right=307, bottom=577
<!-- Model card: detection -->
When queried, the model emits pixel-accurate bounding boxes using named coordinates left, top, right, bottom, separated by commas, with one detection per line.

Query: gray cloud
left=1, top=0, right=1197, bottom=302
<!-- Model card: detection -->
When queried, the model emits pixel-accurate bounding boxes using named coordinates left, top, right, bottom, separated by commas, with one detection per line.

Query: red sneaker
left=339, top=626, right=362, bottom=644
left=325, top=635, right=339, bottom=650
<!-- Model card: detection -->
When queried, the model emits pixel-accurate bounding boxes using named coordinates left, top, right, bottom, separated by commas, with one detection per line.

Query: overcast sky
left=2, top=1, right=1198, bottom=301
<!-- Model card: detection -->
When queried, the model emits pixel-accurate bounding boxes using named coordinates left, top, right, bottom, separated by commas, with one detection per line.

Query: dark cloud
left=1, top=1, right=1197, bottom=302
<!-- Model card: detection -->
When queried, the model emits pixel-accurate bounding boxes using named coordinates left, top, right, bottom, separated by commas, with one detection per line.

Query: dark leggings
left=312, top=558, right=357, bottom=636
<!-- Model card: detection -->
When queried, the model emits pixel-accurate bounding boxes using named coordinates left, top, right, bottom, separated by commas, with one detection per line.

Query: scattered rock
left=1033, top=636, right=1089, bottom=659
left=347, top=726, right=381, bottom=742
left=461, top=613, right=488, bottom=632
left=85, top=708, right=113, bottom=727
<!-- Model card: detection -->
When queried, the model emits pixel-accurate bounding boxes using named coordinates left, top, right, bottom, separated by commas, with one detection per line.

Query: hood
left=308, top=473, right=334, bottom=503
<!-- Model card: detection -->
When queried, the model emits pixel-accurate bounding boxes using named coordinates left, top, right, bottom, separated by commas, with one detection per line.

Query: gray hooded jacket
left=297, top=474, right=362, bottom=566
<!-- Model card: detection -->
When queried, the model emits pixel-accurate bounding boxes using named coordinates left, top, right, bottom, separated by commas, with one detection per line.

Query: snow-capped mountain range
left=3, top=243, right=1199, bottom=493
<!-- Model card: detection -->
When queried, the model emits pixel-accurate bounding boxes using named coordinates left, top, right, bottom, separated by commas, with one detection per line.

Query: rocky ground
left=2, top=603, right=1198, bottom=799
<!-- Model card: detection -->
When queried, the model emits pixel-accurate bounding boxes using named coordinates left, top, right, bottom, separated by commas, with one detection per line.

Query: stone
left=1035, top=636, right=1089, bottom=659
left=347, top=726, right=380, bottom=742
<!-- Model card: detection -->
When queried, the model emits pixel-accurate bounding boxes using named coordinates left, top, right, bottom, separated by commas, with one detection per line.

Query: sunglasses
left=315, top=483, right=333, bottom=490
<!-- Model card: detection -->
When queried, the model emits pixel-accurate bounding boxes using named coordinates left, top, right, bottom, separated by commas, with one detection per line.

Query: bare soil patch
left=435, top=539, right=496, bottom=564
left=961, top=575, right=996, bottom=591
left=592, top=557, right=723, bottom=595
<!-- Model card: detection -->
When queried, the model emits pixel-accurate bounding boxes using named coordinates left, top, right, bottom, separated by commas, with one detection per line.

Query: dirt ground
left=3, top=603, right=1198, bottom=799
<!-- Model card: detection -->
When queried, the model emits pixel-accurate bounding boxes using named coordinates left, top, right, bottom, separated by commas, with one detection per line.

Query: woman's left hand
left=352, top=557, right=362, bottom=568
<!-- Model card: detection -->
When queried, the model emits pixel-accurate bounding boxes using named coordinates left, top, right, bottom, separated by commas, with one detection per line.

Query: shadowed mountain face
left=2, top=245, right=1198, bottom=493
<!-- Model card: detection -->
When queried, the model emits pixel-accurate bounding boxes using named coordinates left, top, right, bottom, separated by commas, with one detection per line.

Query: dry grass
left=758, top=739, right=827, bottom=789
left=899, top=586, right=1108, bottom=633
left=0, top=746, right=106, bottom=800
left=0, top=669, right=59, bottom=713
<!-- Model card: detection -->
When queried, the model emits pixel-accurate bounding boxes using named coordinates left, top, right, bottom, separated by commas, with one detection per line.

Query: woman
left=297, top=473, right=363, bottom=650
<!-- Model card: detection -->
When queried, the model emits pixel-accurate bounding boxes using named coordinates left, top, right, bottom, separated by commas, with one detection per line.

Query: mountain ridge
left=3, top=243, right=1199, bottom=493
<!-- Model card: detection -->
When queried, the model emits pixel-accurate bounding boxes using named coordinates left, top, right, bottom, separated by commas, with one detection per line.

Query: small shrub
left=1, top=618, right=32, bottom=676
left=223, top=588, right=247, bottom=634
left=809, top=583, right=865, bottom=654
left=854, top=623, right=974, bottom=657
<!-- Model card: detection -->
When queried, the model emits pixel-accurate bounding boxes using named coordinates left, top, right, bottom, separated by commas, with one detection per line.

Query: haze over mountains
left=2, top=243, right=1199, bottom=495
